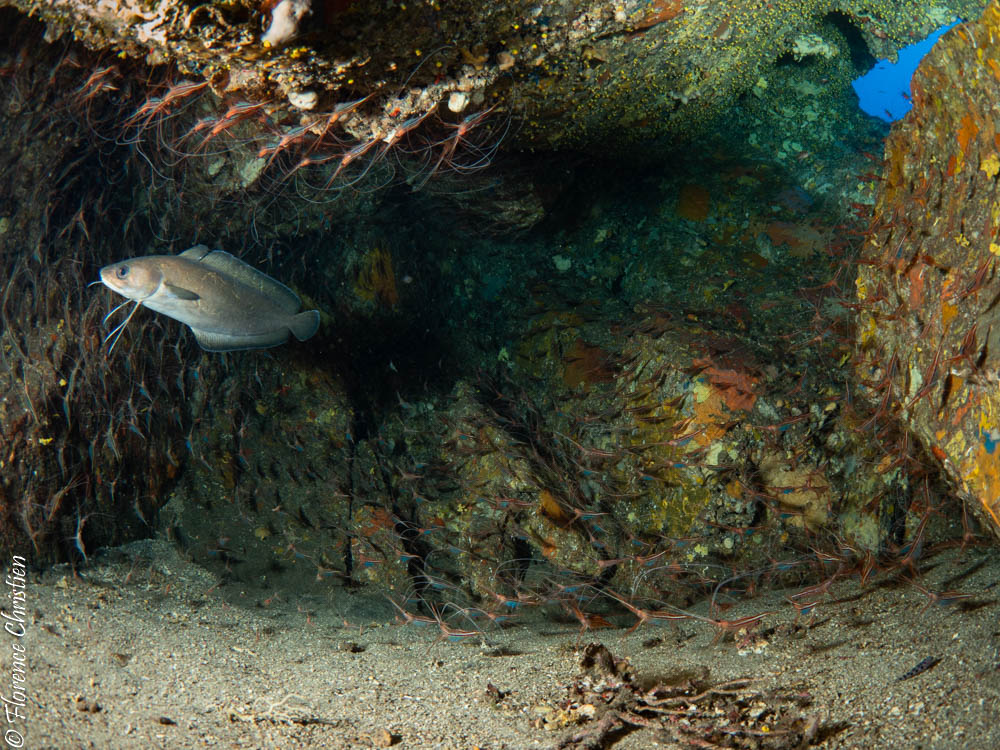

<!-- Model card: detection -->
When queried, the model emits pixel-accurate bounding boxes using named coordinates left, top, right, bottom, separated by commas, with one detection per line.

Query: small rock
left=447, top=91, right=469, bottom=113
left=75, top=697, right=101, bottom=713
left=262, top=0, right=311, bottom=47
left=288, top=89, right=318, bottom=110
left=485, top=682, right=509, bottom=703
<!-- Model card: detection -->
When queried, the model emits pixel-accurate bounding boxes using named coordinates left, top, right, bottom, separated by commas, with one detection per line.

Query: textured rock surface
left=856, top=1, right=1000, bottom=539
left=1, top=0, right=990, bottom=611
left=164, top=279, right=924, bottom=609
left=0, top=0, right=985, bottom=158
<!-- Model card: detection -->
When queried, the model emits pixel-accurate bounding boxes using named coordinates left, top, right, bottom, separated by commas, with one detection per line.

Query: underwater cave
left=0, top=0, right=997, bottom=746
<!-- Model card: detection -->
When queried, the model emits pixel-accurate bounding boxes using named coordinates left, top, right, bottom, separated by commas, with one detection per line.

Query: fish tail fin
left=290, top=310, right=321, bottom=341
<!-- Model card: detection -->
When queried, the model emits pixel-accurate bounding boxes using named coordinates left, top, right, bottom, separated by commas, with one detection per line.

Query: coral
left=676, top=184, right=711, bottom=222
left=791, top=33, right=839, bottom=61
left=353, top=248, right=399, bottom=308
left=763, top=222, right=832, bottom=259
left=758, top=451, right=831, bottom=529
left=562, top=338, right=615, bottom=390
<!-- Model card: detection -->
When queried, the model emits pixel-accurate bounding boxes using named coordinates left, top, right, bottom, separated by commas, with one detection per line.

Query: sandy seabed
left=3, top=539, right=998, bottom=749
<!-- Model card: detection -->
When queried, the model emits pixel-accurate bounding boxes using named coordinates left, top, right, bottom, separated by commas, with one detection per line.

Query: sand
left=4, top=539, right=998, bottom=749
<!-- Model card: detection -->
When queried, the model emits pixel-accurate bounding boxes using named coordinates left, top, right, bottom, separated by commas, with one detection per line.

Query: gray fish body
left=99, top=245, right=320, bottom=352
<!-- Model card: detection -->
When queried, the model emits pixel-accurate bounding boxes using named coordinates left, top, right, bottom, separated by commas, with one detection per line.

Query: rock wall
left=856, top=0, right=1000, bottom=539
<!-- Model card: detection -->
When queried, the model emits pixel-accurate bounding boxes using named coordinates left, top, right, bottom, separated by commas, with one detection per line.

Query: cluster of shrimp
left=95, top=70, right=506, bottom=195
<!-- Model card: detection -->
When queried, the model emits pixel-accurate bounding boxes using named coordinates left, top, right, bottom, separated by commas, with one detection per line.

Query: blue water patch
left=852, top=19, right=962, bottom=122
left=981, top=426, right=1000, bottom=455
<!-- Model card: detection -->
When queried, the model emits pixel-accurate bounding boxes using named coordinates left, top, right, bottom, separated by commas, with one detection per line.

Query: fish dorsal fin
left=180, top=246, right=302, bottom=314
left=179, top=245, right=212, bottom=261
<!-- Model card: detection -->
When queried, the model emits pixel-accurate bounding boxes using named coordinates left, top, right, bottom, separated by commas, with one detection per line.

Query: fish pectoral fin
left=162, top=282, right=201, bottom=301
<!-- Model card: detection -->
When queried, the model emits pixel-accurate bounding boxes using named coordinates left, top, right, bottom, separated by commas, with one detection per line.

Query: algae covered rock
left=0, top=0, right=983, bottom=166
left=856, top=1, right=1000, bottom=540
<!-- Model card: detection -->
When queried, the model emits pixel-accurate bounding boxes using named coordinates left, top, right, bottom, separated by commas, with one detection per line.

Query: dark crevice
left=825, top=11, right=877, bottom=72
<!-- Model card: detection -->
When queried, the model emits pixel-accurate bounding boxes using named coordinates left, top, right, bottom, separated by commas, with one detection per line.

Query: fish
left=896, top=655, right=941, bottom=681
left=98, top=244, right=321, bottom=352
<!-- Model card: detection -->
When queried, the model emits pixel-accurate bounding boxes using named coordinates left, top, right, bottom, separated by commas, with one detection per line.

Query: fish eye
left=116, top=265, right=129, bottom=278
